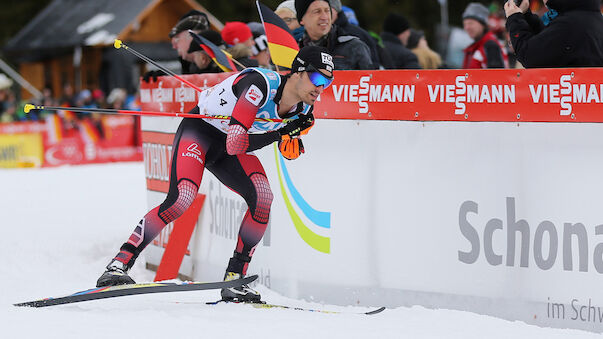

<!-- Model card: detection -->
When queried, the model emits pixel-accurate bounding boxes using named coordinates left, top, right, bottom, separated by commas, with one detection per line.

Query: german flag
left=189, top=31, right=239, bottom=72
left=256, top=1, right=299, bottom=69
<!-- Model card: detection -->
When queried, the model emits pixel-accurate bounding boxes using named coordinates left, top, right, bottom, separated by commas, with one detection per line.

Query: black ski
left=206, top=299, right=386, bottom=315
left=14, top=275, right=258, bottom=308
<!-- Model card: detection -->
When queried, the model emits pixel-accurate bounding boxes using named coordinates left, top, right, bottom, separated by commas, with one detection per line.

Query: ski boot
left=221, top=272, right=262, bottom=303
left=96, top=259, right=136, bottom=287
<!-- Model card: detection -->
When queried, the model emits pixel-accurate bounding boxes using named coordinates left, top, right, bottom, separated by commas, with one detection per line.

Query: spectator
left=341, top=6, right=359, bottom=26
left=328, top=0, right=381, bottom=68
left=295, top=0, right=375, bottom=70
left=34, top=86, right=58, bottom=119
left=188, top=29, right=229, bottom=73
left=91, top=89, right=105, bottom=108
left=247, top=22, right=273, bottom=70
left=60, top=83, right=76, bottom=106
left=168, top=10, right=210, bottom=74
left=221, top=21, right=259, bottom=68
left=368, top=31, right=396, bottom=69
left=462, top=3, right=508, bottom=69
left=276, top=0, right=303, bottom=40
left=504, top=0, right=603, bottom=68
left=381, top=13, right=421, bottom=69
left=0, top=88, right=17, bottom=124
left=407, top=29, right=443, bottom=69
left=0, top=74, right=14, bottom=122
left=107, top=88, right=127, bottom=110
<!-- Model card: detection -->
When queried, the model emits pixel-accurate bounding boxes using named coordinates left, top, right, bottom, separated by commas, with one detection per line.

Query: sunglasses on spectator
left=281, top=17, right=298, bottom=24
left=305, top=64, right=333, bottom=89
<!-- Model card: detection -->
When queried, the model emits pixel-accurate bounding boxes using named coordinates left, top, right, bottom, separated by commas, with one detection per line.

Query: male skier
left=97, top=45, right=335, bottom=302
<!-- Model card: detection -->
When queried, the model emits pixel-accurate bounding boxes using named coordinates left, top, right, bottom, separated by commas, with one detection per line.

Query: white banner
left=143, top=116, right=603, bottom=332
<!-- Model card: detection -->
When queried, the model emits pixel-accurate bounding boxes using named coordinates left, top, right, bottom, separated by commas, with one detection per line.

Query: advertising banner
left=0, top=116, right=142, bottom=168
left=140, top=69, right=603, bottom=333
left=0, top=133, right=43, bottom=168
left=140, top=68, right=603, bottom=122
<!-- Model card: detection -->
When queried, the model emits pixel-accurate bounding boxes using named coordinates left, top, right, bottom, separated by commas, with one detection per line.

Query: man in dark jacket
left=328, top=0, right=381, bottom=68
left=505, top=0, right=603, bottom=67
left=295, top=0, right=376, bottom=70
left=380, top=13, right=421, bottom=69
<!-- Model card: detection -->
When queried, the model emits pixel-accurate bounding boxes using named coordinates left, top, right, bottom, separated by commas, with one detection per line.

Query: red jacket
left=463, top=31, right=508, bottom=69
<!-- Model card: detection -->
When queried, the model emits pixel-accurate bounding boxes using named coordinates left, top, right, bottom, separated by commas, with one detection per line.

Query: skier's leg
left=97, top=119, right=209, bottom=287
left=208, top=152, right=273, bottom=301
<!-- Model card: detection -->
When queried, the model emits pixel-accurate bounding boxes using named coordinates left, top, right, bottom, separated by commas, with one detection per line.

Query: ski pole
left=23, top=104, right=287, bottom=123
left=113, top=39, right=205, bottom=93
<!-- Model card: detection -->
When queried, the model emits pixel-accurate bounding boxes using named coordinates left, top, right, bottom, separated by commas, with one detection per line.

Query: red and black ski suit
left=113, top=70, right=307, bottom=276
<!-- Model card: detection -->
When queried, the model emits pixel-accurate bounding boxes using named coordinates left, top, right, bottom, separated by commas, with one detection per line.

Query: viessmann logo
left=331, top=75, right=415, bottom=113
left=428, top=75, right=516, bottom=115
left=528, top=74, right=603, bottom=115
left=274, top=145, right=331, bottom=253
left=426, top=74, right=602, bottom=116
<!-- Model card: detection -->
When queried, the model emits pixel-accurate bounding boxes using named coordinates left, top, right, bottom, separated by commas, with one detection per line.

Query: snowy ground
left=0, top=162, right=601, bottom=338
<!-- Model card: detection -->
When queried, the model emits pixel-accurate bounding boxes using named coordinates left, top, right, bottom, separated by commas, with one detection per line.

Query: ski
left=14, top=275, right=258, bottom=308
left=206, top=299, right=386, bottom=315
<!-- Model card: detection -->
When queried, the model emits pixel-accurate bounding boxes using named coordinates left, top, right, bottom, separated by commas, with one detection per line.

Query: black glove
left=277, top=113, right=314, bottom=139
left=142, top=70, right=166, bottom=83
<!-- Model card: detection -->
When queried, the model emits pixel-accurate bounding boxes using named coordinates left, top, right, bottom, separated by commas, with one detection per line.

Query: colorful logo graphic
left=274, top=145, right=331, bottom=253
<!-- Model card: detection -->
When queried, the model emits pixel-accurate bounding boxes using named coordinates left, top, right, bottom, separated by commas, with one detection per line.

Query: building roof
left=5, top=0, right=153, bottom=52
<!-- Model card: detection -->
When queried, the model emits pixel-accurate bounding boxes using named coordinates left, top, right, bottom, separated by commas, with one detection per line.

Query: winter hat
left=291, top=45, right=334, bottom=74
left=0, top=73, right=13, bottom=90
left=328, top=0, right=342, bottom=13
left=342, top=6, right=359, bottom=26
left=247, top=22, right=264, bottom=36
left=462, top=3, right=489, bottom=26
left=295, top=0, right=331, bottom=22
left=221, top=22, right=253, bottom=46
left=276, top=0, right=297, bottom=15
left=169, top=11, right=209, bottom=38
left=383, top=13, right=410, bottom=35
left=247, top=22, right=269, bottom=56
left=407, top=29, right=424, bottom=49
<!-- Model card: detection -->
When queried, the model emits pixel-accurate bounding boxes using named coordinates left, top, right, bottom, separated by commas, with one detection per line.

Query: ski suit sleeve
left=226, top=71, right=280, bottom=155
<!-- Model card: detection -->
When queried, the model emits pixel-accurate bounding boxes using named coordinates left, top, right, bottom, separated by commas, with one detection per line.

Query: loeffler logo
left=187, top=143, right=202, bottom=156
left=182, top=143, right=204, bottom=165
left=529, top=74, right=603, bottom=116
left=331, top=76, right=415, bottom=114
left=428, top=75, right=516, bottom=115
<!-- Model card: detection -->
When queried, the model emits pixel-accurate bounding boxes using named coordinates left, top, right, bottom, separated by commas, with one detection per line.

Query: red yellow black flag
left=256, top=1, right=300, bottom=69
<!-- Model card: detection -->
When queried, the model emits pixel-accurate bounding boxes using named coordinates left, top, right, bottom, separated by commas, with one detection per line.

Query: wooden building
left=3, top=0, right=222, bottom=100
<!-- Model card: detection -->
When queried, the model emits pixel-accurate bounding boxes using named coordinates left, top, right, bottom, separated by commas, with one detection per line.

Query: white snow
left=0, top=162, right=600, bottom=338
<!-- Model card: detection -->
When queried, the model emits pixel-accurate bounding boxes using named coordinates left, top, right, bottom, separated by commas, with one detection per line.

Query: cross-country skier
left=97, top=45, right=335, bottom=303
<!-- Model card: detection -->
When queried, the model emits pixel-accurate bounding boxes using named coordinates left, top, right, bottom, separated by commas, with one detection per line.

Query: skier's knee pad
left=249, top=173, right=272, bottom=224
left=158, top=179, right=198, bottom=223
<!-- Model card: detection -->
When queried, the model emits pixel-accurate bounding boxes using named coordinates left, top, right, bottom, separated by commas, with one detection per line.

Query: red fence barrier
left=140, top=68, right=603, bottom=123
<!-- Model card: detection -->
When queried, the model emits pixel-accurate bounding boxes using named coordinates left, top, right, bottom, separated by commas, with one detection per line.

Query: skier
left=96, top=45, right=335, bottom=303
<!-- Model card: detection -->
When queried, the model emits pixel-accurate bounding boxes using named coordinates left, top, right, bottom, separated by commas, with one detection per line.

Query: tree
left=0, top=0, right=53, bottom=48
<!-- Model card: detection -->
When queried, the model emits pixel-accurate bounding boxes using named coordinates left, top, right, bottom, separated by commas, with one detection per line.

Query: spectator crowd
left=2, top=0, right=602, bottom=123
